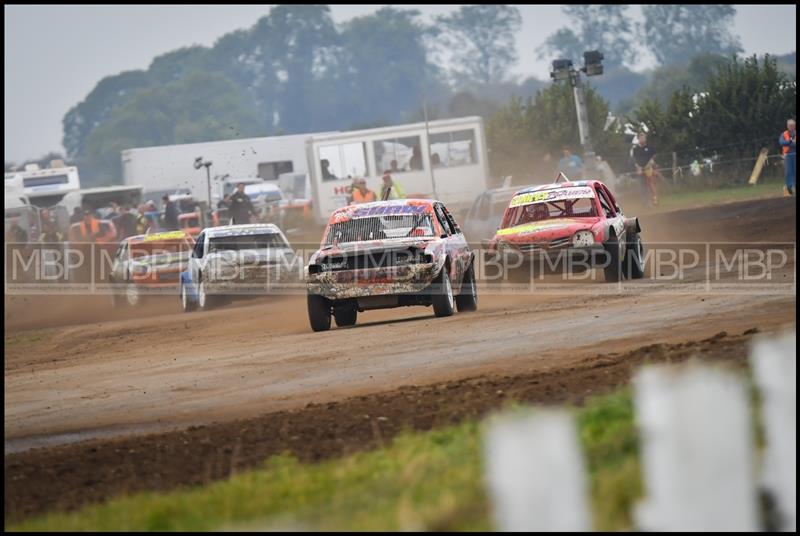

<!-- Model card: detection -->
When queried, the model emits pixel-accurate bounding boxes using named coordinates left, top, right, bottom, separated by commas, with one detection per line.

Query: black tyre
left=603, top=235, right=623, bottom=283
left=180, top=282, right=197, bottom=313
left=308, top=293, right=332, bottom=332
left=623, top=233, right=645, bottom=280
left=431, top=266, right=455, bottom=318
left=334, top=306, right=357, bottom=327
left=455, top=262, right=478, bottom=312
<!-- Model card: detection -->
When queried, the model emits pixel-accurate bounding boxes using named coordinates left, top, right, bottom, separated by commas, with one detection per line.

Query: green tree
left=642, top=5, right=742, bottom=66
left=336, top=7, right=444, bottom=130
left=435, top=5, right=522, bottom=86
left=62, top=70, right=152, bottom=160
left=538, top=5, right=638, bottom=69
left=81, top=72, right=263, bottom=184
left=630, top=55, right=796, bottom=171
left=620, top=54, right=730, bottom=113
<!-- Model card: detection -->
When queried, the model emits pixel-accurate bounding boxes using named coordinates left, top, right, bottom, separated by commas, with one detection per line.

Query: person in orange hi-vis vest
left=69, top=209, right=116, bottom=243
left=350, top=177, right=376, bottom=204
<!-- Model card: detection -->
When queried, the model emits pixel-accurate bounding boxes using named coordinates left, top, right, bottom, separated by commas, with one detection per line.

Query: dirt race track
left=4, top=196, right=797, bottom=523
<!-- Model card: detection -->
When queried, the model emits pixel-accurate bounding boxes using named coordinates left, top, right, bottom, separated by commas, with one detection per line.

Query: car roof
left=513, top=179, right=604, bottom=196
left=328, top=199, right=439, bottom=223
left=204, top=223, right=283, bottom=238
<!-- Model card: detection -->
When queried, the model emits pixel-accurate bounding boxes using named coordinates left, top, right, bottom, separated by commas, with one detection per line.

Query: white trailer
left=121, top=133, right=319, bottom=206
left=305, top=116, right=490, bottom=224
left=5, top=163, right=81, bottom=208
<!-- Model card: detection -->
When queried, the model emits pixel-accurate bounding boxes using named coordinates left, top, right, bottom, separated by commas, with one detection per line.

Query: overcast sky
left=4, top=4, right=797, bottom=163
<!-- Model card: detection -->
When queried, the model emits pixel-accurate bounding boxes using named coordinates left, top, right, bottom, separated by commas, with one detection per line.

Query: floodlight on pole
left=548, top=51, right=606, bottom=177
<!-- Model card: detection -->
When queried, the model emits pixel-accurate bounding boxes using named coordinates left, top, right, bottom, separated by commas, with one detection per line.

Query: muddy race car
left=305, top=199, right=477, bottom=332
left=487, top=179, right=645, bottom=282
left=179, top=223, right=299, bottom=312
left=109, top=230, right=195, bottom=307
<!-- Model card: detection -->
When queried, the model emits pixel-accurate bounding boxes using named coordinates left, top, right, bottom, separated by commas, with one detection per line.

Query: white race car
left=179, top=223, right=299, bottom=311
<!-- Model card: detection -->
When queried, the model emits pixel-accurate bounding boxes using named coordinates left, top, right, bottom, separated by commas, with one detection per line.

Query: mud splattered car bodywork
left=487, top=180, right=645, bottom=282
left=305, top=199, right=477, bottom=331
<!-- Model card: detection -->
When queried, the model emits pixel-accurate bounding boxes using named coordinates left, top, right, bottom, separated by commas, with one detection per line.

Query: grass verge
left=7, top=390, right=640, bottom=532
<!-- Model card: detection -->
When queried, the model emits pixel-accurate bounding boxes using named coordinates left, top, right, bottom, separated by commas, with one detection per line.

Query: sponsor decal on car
left=142, top=231, right=187, bottom=242
left=509, top=187, right=595, bottom=207
left=495, top=219, right=582, bottom=237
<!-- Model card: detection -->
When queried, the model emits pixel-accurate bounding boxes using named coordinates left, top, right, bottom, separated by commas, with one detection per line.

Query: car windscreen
left=324, top=214, right=435, bottom=245
left=208, top=233, right=287, bottom=252
left=502, top=197, right=597, bottom=228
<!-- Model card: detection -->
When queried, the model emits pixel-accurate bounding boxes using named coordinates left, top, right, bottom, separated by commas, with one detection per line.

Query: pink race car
left=487, top=178, right=645, bottom=282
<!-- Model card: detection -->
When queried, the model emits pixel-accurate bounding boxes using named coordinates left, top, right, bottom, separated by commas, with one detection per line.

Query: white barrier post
left=751, top=331, right=796, bottom=532
left=633, top=364, right=759, bottom=531
left=483, top=409, right=591, bottom=531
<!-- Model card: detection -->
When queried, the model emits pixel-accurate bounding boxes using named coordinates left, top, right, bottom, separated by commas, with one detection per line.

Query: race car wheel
left=198, top=279, right=214, bottom=310
left=455, top=262, right=478, bottom=312
left=334, top=307, right=357, bottom=327
left=308, top=293, right=332, bottom=332
left=603, top=236, right=623, bottom=283
left=125, top=283, right=141, bottom=307
left=432, top=266, right=455, bottom=318
left=623, top=233, right=645, bottom=280
left=180, top=282, right=196, bottom=313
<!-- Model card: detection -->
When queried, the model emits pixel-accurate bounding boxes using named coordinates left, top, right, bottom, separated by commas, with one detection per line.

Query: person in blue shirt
left=779, top=118, right=796, bottom=196
left=557, top=146, right=584, bottom=179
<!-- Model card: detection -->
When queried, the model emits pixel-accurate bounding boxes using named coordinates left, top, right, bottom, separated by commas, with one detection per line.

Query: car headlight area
left=572, top=230, right=595, bottom=247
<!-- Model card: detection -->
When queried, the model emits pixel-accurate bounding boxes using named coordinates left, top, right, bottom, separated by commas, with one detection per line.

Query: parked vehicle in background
left=278, top=172, right=314, bottom=230
left=61, top=185, right=144, bottom=220
left=462, top=184, right=527, bottom=243
left=178, top=211, right=202, bottom=239
left=487, top=179, right=645, bottom=283
left=244, top=182, right=283, bottom=223
left=305, top=198, right=477, bottom=332
left=5, top=161, right=81, bottom=209
left=109, top=230, right=195, bottom=307
left=180, top=223, right=299, bottom=312
left=305, top=116, right=490, bottom=225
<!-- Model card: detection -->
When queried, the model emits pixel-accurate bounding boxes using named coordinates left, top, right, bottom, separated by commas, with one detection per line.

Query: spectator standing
left=380, top=172, right=406, bottom=200
left=351, top=178, right=376, bottom=204
left=5, top=217, right=28, bottom=243
left=162, top=194, right=179, bottom=230
left=557, top=146, right=584, bottom=178
left=115, top=205, right=138, bottom=239
left=779, top=118, right=796, bottom=196
left=136, top=204, right=151, bottom=235
left=69, top=210, right=114, bottom=243
left=69, top=206, right=83, bottom=224
left=632, top=133, right=659, bottom=206
left=39, top=218, right=64, bottom=243
left=227, top=183, right=255, bottom=225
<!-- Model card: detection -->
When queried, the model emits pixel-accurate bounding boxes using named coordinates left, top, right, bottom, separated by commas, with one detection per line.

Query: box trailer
left=121, top=133, right=318, bottom=206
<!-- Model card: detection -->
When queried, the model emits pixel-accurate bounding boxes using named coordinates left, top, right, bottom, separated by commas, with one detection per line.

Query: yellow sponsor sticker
left=495, top=219, right=580, bottom=237
left=143, top=231, right=187, bottom=242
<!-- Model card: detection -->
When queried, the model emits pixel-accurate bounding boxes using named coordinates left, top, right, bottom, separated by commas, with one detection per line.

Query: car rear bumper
left=306, top=262, right=438, bottom=300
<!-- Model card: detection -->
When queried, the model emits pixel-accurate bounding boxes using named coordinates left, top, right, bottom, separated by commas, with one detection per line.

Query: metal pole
left=571, top=72, right=596, bottom=178
left=423, top=95, right=438, bottom=199
left=205, top=164, right=212, bottom=227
